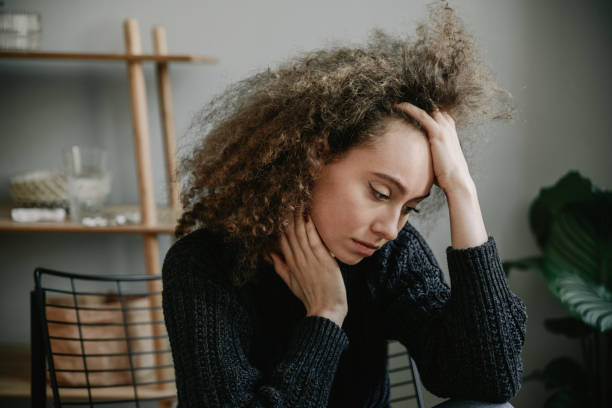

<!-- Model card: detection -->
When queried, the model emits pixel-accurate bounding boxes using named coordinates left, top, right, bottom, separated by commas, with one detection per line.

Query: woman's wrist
left=441, top=175, right=477, bottom=199
left=444, top=178, right=488, bottom=249
left=307, top=309, right=346, bottom=327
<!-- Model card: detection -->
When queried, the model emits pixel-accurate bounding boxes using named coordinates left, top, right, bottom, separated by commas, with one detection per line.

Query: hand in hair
left=395, top=101, right=488, bottom=249
left=395, top=102, right=473, bottom=195
left=269, top=208, right=348, bottom=328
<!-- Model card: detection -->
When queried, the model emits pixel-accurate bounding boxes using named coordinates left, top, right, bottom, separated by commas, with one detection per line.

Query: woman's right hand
left=269, top=208, right=348, bottom=327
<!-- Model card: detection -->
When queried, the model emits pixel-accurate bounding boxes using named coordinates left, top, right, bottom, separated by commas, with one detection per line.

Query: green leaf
left=544, top=212, right=598, bottom=281
left=547, top=274, right=612, bottom=332
left=529, top=171, right=596, bottom=250
left=504, top=171, right=612, bottom=331
left=543, top=200, right=612, bottom=289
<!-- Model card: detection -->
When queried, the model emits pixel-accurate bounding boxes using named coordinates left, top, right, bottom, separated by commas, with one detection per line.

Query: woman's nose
left=371, top=210, right=402, bottom=242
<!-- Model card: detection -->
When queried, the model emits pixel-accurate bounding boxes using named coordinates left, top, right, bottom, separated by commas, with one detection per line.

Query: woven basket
left=9, top=170, right=68, bottom=208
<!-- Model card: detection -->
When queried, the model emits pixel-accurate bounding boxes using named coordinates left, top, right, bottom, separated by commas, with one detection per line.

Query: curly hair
left=175, top=0, right=513, bottom=287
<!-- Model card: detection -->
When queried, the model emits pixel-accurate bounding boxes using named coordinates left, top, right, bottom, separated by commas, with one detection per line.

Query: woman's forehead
left=349, top=120, right=429, bottom=165
left=329, top=127, right=432, bottom=190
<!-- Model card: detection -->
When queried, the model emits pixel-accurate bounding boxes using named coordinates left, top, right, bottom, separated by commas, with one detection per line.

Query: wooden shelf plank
left=0, top=344, right=177, bottom=401
left=0, top=204, right=179, bottom=234
left=0, top=51, right=217, bottom=63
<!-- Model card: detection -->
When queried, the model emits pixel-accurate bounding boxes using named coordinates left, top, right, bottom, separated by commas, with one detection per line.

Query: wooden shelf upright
left=0, top=18, right=217, bottom=404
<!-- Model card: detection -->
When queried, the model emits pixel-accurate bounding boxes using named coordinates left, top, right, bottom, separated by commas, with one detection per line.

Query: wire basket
left=9, top=170, right=68, bottom=208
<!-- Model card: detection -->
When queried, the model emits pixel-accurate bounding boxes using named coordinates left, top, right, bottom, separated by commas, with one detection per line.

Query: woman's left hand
left=395, top=102, right=488, bottom=249
left=394, top=102, right=473, bottom=194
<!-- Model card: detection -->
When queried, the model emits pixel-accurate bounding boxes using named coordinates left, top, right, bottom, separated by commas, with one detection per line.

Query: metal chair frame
left=388, top=340, right=425, bottom=408
left=31, top=267, right=176, bottom=407
left=32, top=267, right=425, bottom=408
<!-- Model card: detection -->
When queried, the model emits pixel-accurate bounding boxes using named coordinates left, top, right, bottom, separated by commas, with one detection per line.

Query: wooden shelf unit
left=0, top=18, right=217, bottom=403
left=0, top=51, right=217, bottom=63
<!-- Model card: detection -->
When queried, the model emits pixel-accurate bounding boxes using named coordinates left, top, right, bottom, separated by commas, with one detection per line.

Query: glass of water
left=63, top=146, right=111, bottom=224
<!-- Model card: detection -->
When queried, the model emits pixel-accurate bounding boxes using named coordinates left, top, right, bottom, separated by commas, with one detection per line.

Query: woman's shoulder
left=165, top=227, right=223, bottom=261
left=162, top=227, right=236, bottom=287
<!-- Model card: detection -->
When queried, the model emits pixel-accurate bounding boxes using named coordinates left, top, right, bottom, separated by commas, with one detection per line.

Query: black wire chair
left=31, top=267, right=424, bottom=408
left=31, top=267, right=176, bottom=407
left=388, top=340, right=425, bottom=408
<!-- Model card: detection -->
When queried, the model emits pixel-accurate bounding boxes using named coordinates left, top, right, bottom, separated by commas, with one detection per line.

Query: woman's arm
left=392, top=102, right=489, bottom=250
left=376, top=225, right=527, bottom=403
left=382, top=103, right=526, bottom=401
left=162, top=235, right=349, bottom=408
left=446, top=179, right=488, bottom=249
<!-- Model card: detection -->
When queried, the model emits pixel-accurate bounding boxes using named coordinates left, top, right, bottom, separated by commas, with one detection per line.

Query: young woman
left=162, top=2, right=527, bottom=407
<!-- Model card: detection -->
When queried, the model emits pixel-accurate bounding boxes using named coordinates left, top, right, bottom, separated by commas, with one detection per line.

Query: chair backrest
left=31, top=267, right=176, bottom=408
left=387, top=340, right=425, bottom=408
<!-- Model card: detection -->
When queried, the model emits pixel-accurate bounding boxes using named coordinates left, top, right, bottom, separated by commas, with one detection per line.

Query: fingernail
left=303, top=213, right=309, bottom=223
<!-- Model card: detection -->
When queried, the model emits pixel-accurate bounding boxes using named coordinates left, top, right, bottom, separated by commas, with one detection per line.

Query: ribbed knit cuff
left=446, top=236, right=514, bottom=303
left=269, top=315, right=349, bottom=405
left=284, top=316, right=349, bottom=372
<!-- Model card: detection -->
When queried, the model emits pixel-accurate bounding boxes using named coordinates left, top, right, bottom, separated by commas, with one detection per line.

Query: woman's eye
left=369, top=184, right=389, bottom=200
left=370, top=183, right=420, bottom=215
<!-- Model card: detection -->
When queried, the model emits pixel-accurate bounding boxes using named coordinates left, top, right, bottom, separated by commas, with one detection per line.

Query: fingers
left=270, top=251, right=291, bottom=286
left=394, top=102, right=456, bottom=133
left=394, top=102, right=439, bottom=133
left=296, top=205, right=335, bottom=262
left=304, top=211, right=333, bottom=261
left=278, top=205, right=309, bottom=273
left=280, top=204, right=333, bottom=267
left=282, top=207, right=301, bottom=264
left=278, top=230, right=295, bottom=272
left=293, top=204, right=310, bottom=256
left=441, top=111, right=455, bottom=126
left=285, top=205, right=308, bottom=269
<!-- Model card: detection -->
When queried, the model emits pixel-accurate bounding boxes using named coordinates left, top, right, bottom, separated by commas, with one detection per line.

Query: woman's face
left=310, top=117, right=434, bottom=265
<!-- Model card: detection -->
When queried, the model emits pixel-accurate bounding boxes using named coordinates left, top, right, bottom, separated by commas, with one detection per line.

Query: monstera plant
left=504, top=170, right=611, bottom=408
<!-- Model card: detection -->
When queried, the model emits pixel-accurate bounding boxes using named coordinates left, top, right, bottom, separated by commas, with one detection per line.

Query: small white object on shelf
left=81, top=215, right=108, bottom=227
left=0, top=11, right=42, bottom=51
left=11, top=207, right=66, bottom=223
left=113, top=210, right=141, bottom=225
left=77, top=210, right=141, bottom=227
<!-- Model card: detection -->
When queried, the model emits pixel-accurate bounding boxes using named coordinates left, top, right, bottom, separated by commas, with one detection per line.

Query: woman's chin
left=345, top=258, right=363, bottom=266
left=333, top=251, right=365, bottom=266
left=323, top=238, right=365, bottom=265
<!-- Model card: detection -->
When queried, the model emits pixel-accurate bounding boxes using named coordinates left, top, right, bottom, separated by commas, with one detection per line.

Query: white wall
left=1, top=1, right=611, bottom=407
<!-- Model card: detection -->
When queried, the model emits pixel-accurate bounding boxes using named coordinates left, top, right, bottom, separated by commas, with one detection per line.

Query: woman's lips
left=352, top=239, right=378, bottom=256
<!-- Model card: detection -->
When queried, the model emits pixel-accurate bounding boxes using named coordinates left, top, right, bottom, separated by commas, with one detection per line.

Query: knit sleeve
left=376, top=224, right=527, bottom=403
left=161, top=236, right=349, bottom=408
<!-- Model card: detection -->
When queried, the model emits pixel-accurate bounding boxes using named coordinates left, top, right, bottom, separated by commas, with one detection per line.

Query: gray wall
left=1, top=1, right=611, bottom=407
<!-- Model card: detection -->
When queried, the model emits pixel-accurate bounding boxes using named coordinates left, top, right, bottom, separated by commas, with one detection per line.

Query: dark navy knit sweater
left=161, top=222, right=527, bottom=407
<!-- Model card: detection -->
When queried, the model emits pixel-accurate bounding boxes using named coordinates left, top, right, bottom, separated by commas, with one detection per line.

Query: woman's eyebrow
left=371, top=172, right=431, bottom=200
